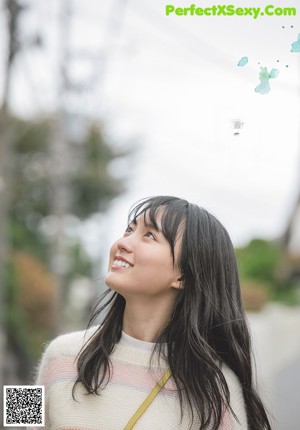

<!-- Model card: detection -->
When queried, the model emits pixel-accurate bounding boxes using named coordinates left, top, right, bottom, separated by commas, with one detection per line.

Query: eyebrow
left=131, top=217, right=162, bottom=233
left=144, top=220, right=162, bottom=233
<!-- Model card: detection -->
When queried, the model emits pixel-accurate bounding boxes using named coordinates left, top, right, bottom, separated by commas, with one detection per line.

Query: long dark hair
left=73, top=196, right=271, bottom=430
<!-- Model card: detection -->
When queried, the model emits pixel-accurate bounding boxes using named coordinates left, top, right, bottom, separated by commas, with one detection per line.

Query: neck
left=122, top=294, right=175, bottom=342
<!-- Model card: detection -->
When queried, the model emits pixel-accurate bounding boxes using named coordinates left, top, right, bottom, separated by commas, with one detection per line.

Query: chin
left=105, top=275, right=123, bottom=293
left=104, top=273, right=114, bottom=289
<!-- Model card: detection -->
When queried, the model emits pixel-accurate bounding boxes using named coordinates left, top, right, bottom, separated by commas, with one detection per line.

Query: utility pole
left=281, top=56, right=300, bottom=281
left=49, top=0, right=73, bottom=334
left=0, top=0, right=24, bottom=423
left=48, top=0, right=130, bottom=331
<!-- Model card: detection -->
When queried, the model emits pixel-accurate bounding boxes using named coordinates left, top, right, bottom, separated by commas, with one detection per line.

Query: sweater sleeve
left=35, top=342, right=51, bottom=385
left=30, top=326, right=98, bottom=430
left=35, top=338, right=59, bottom=430
left=221, top=365, right=248, bottom=429
left=26, top=341, right=52, bottom=430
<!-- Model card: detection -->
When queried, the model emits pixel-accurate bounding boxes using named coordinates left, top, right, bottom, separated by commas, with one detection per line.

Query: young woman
left=36, top=196, right=271, bottom=430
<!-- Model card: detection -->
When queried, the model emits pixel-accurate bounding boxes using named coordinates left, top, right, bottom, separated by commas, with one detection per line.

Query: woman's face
left=105, top=211, right=182, bottom=299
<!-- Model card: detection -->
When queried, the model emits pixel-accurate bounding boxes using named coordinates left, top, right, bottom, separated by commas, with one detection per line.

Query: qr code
left=3, top=386, right=45, bottom=427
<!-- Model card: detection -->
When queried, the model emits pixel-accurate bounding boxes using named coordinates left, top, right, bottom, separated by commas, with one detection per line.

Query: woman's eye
left=125, top=226, right=133, bottom=234
left=145, top=231, right=155, bottom=240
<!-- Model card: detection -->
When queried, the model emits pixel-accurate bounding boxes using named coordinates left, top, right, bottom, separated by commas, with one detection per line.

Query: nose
left=116, top=234, right=134, bottom=253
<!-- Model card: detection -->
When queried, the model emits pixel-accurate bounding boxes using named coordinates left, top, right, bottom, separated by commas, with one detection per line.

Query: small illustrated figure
left=255, top=67, right=279, bottom=94
left=237, top=57, right=248, bottom=67
left=291, top=34, right=300, bottom=52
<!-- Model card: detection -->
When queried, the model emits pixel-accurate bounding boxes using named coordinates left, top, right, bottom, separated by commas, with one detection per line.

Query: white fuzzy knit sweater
left=35, top=326, right=248, bottom=429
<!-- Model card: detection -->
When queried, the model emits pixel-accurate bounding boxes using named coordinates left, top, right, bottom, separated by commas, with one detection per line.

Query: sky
left=0, top=0, right=300, bottom=266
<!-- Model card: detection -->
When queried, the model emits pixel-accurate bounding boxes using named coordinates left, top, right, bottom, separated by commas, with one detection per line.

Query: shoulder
left=34, top=325, right=99, bottom=384
left=44, top=325, right=99, bottom=358
left=45, top=325, right=99, bottom=358
left=221, top=364, right=244, bottom=396
left=221, top=364, right=248, bottom=429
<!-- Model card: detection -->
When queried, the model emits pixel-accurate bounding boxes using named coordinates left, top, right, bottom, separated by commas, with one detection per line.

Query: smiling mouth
left=113, top=259, right=133, bottom=269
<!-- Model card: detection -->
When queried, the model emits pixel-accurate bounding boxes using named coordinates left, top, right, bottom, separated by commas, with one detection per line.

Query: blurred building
left=248, top=304, right=300, bottom=430
left=255, top=192, right=300, bottom=429
left=280, top=194, right=300, bottom=283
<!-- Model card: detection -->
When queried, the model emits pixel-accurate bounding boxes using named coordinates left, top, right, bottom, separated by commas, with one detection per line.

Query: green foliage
left=9, top=118, right=126, bottom=223
left=9, top=219, right=49, bottom=263
left=71, top=125, right=124, bottom=218
left=10, top=117, right=52, bottom=220
left=236, top=238, right=281, bottom=282
left=5, top=259, right=37, bottom=379
left=5, top=252, right=57, bottom=380
left=3, top=114, right=130, bottom=381
left=236, top=238, right=300, bottom=308
left=270, top=284, right=300, bottom=305
left=66, top=242, right=93, bottom=283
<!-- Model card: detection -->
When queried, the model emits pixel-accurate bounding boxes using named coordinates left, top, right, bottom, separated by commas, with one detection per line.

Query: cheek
left=141, top=251, right=173, bottom=272
left=108, top=242, right=118, bottom=264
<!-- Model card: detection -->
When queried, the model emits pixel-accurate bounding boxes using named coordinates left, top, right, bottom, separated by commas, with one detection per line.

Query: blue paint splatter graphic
left=255, top=67, right=279, bottom=95
left=236, top=26, right=299, bottom=94
left=291, top=34, right=300, bottom=52
left=237, top=56, right=248, bottom=67
left=269, top=68, right=279, bottom=78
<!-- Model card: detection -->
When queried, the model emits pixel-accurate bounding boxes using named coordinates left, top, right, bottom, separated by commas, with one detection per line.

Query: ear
left=171, top=276, right=183, bottom=290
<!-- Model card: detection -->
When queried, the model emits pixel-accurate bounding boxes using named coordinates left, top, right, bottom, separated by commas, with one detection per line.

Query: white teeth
left=113, top=259, right=131, bottom=268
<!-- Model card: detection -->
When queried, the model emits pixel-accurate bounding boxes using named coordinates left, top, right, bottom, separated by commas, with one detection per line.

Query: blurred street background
left=0, top=0, right=299, bottom=428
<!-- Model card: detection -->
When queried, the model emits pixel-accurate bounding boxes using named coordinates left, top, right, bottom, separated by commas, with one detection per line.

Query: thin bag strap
left=124, top=368, right=172, bottom=430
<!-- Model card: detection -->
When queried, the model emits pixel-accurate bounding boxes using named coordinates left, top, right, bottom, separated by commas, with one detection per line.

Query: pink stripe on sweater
left=220, top=407, right=234, bottom=429
left=43, top=356, right=177, bottom=394
left=111, top=361, right=177, bottom=392
left=59, top=427, right=94, bottom=430
left=43, top=356, right=77, bottom=386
